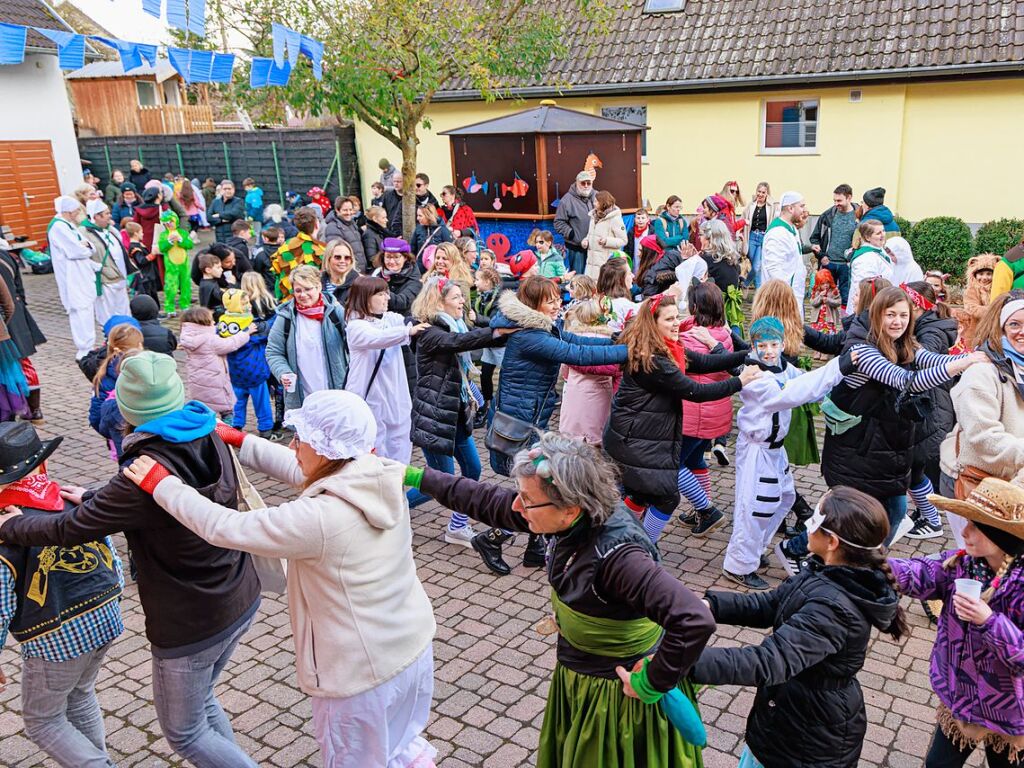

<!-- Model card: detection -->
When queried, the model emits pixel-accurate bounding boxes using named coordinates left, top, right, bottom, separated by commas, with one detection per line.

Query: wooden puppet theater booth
left=439, top=102, right=646, bottom=256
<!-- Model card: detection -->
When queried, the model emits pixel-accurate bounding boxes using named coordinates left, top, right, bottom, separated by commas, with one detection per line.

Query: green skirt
left=783, top=401, right=820, bottom=466
left=537, top=663, right=704, bottom=768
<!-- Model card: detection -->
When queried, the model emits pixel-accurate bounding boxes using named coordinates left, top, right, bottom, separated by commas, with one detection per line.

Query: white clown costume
left=724, top=317, right=848, bottom=578
left=48, top=196, right=101, bottom=358
left=760, top=191, right=807, bottom=316
left=81, top=199, right=131, bottom=327
left=343, top=310, right=415, bottom=463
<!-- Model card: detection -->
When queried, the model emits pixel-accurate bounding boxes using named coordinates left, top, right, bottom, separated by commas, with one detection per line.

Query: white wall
left=0, top=54, right=82, bottom=193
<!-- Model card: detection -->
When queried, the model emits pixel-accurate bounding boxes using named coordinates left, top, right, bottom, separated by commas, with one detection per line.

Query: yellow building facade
left=354, top=77, right=1023, bottom=225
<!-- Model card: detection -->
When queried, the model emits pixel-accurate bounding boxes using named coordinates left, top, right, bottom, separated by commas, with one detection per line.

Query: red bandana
left=901, top=283, right=935, bottom=311
left=296, top=296, right=325, bottom=322
left=0, top=472, right=64, bottom=512
left=664, top=337, right=687, bottom=372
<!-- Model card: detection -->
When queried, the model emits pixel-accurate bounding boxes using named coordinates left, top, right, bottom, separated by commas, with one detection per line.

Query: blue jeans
left=826, top=261, right=852, bottom=306
left=232, top=382, right=273, bottom=432
left=566, top=247, right=586, bottom=276
left=746, top=231, right=764, bottom=288
left=788, top=493, right=907, bottom=555
left=21, top=643, right=115, bottom=767
left=423, top=420, right=481, bottom=481
left=151, top=616, right=259, bottom=767
left=679, top=435, right=710, bottom=471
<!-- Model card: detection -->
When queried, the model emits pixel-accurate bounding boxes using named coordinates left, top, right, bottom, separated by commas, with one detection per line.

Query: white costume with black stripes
left=724, top=356, right=845, bottom=575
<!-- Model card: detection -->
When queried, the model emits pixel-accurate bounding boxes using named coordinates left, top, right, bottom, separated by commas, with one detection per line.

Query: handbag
left=953, top=431, right=991, bottom=500
left=484, top=383, right=553, bottom=456
left=229, top=448, right=288, bottom=594
left=893, top=371, right=934, bottom=423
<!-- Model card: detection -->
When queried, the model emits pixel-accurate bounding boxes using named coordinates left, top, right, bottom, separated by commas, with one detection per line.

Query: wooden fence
left=138, top=105, right=215, bottom=135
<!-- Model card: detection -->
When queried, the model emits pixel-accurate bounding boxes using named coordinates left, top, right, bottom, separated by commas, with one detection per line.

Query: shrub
left=894, top=214, right=913, bottom=238
left=975, top=218, right=1024, bottom=256
left=908, top=216, right=973, bottom=280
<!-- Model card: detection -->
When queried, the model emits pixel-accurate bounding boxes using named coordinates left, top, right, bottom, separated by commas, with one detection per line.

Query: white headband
left=805, top=497, right=885, bottom=551
left=1000, top=299, right=1024, bottom=328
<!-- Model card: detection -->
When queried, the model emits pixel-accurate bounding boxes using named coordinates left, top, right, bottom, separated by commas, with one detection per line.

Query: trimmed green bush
left=975, top=218, right=1024, bottom=256
left=908, top=216, right=973, bottom=279
left=894, top=214, right=913, bottom=238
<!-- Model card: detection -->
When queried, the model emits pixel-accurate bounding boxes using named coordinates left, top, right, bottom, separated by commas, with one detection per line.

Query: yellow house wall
left=353, top=78, right=1022, bottom=224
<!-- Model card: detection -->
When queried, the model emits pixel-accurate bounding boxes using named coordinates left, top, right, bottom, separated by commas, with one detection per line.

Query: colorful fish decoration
left=462, top=171, right=482, bottom=194
left=501, top=172, right=530, bottom=199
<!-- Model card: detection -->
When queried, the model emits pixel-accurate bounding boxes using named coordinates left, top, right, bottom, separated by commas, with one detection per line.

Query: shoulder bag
left=229, top=448, right=288, bottom=594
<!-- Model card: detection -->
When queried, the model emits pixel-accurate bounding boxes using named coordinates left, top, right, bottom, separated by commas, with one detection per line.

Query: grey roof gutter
left=431, top=60, right=1024, bottom=102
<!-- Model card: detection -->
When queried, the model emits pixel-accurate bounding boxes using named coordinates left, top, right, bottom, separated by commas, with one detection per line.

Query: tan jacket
left=585, top=206, right=627, bottom=279
left=152, top=440, right=435, bottom=698
left=940, top=357, right=1024, bottom=481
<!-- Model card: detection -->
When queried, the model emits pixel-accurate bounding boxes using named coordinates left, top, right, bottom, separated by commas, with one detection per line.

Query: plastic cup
left=283, top=375, right=296, bottom=393
left=955, top=578, right=982, bottom=600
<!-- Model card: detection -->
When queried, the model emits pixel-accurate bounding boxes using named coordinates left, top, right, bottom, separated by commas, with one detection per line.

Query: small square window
left=643, top=0, right=684, bottom=13
left=601, top=105, right=647, bottom=159
left=136, top=81, right=157, bottom=107
left=761, top=98, right=818, bottom=155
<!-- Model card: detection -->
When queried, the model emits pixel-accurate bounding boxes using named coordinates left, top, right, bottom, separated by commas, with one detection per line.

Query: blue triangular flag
left=91, top=36, right=142, bottom=71
left=250, top=56, right=291, bottom=88
left=0, top=23, right=27, bottom=66
left=167, top=46, right=212, bottom=83
left=285, top=28, right=300, bottom=67
left=209, top=52, right=234, bottom=83
left=299, top=34, right=323, bottom=80
left=34, top=28, right=86, bottom=70
left=142, top=0, right=162, bottom=18
left=271, top=22, right=286, bottom=67
left=137, top=43, right=157, bottom=66
left=166, top=0, right=187, bottom=31
left=187, top=0, right=206, bottom=37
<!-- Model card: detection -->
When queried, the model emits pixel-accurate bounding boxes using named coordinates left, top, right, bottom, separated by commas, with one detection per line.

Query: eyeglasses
left=415, top=183, right=425, bottom=189
left=577, top=180, right=593, bottom=187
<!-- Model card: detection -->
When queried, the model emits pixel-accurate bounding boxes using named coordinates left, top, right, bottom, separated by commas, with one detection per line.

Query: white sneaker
left=890, top=515, right=916, bottom=546
left=444, top=524, right=475, bottom=548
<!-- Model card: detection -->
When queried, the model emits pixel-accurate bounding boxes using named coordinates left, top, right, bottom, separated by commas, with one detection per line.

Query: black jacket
left=410, top=224, right=453, bottom=270
left=129, top=294, right=177, bottom=354
left=380, top=262, right=421, bottom=318
left=604, top=350, right=745, bottom=505
left=703, top=253, right=741, bottom=295
left=0, top=249, right=45, bottom=357
left=208, top=196, right=246, bottom=243
left=411, top=322, right=497, bottom=454
left=911, top=311, right=958, bottom=464
left=420, top=468, right=716, bottom=689
left=383, top=189, right=403, bottom=236
left=250, top=242, right=276, bottom=294
left=640, top=249, right=682, bottom=297
left=321, top=211, right=367, bottom=272
left=0, top=431, right=260, bottom=651
left=361, top=220, right=388, bottom=267
left=128, top=167, right=152, bottom=189
left=225, top=235, right=252, bottom=264
left=691, top=559, right=899, bottom=768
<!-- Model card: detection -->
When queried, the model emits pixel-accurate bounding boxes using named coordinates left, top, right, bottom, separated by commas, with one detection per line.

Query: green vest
left=1002, top=255, right=1024, bottom=290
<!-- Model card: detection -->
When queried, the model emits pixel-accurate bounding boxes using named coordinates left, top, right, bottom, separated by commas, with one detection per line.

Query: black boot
left=471, top=528, right=515, bottom=576
left=27, top=389, right=43, bottom=424
left=473, top=401, right=489, bottom=430
left=791, top=493, right=814, bottom=532
left=523, top=534, right=546, bottom=568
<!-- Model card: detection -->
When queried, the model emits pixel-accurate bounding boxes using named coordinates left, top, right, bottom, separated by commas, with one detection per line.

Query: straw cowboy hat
left=928, top=478, right=1024, bottom=541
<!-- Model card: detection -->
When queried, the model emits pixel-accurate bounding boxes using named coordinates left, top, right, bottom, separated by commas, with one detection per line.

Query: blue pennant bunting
left=250, top=56, right=291, bottom=88
left=167, top=46, right=213, bottom=83
left=137, top=43, right=158, bottom=67
left=91, top=36, right=152, bottom=72
left=35, top=28, right=86, bottom=70
left=142, top=0, right=162, bottom=18
left=271, top=22, right=287, bottom=67
left=299, top=34, right=323, bottom=80
left=187, top=0, right=206, bottom=37
left=165, top=0, right=188, bottom=32
left=0, top=23, right=27, bottom=65
left=271, top=23, right=304, bottom=68
left=209, top=52, right=235, bottom=83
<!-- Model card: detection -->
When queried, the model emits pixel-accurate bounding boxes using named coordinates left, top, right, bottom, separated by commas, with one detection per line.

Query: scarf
left=438, top=312, right=478, bottom=405
left=633, top=220, right=648, bottom=239
left=296, top=295, right=325, bottom=322
left=0, top=472, right=64, bottom=511
left=134, top=401, right=217, bottom=443
left=664, top=337, right=687, bottom=372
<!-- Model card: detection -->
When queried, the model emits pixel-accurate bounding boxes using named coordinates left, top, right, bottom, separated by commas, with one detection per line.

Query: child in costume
left=891, top=478, right=1024, bottom=768
left=271, top=209, right=325, bottom=300
left=723, top=316, right=854, bottom=590
left=217, top=289, right=274, bottom=437
left=531, top=229, right=573, bottom=281
left=242, top=178, right=264, bottom=231
left=558, top=298, right=620, bottom=443
left=692, top=487, right=906, bottom=768
left=124, top=221, right=159, bottom=302
left=0, top=422, right=125, bottom=767
left=156, top=210, right=193, bottom=317
left=810, top=267, right=842, bottom=335
left=956, top=253, right=997, bottom=351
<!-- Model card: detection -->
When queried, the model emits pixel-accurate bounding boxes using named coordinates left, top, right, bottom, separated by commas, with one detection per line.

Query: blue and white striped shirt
left=0, top=537, right=124, bottom=662
left=846, top=344, right=965, bottom=392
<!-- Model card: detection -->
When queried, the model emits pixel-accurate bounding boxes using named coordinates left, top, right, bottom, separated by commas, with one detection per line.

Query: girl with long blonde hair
left=752, top=279, right=805, bottom=358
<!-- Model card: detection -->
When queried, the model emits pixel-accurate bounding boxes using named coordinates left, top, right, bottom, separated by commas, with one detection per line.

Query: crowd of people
left=0, top=159, right=1022, bottom=768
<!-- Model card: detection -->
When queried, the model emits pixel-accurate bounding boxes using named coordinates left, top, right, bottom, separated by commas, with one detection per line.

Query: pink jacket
left=558, top=328, right=621, bottom=443
left=681, top=322, right=734, bottom=438
left=178, top=323, right=250, bottom=414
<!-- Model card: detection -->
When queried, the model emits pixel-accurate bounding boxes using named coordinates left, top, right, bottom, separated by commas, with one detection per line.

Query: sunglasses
left=578, top=180, right=593, bottom=186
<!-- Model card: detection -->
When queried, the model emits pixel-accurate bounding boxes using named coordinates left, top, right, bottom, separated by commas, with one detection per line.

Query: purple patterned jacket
left=891, top=553, right=1024, bottom=736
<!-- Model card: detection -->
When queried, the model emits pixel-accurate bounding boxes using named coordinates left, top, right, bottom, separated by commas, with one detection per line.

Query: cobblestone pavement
left=0, top=267, right=980, bottom=767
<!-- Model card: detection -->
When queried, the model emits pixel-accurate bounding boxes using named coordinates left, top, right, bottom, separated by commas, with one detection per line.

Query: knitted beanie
left=749, top=316, right=785, bottom=344
left=863, top=187, right=886, bottom=207
left=115, top=351, right=186, bottom=426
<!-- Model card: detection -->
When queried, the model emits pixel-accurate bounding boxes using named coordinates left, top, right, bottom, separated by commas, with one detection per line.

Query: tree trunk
left=400, top=131, right=418, bottom=241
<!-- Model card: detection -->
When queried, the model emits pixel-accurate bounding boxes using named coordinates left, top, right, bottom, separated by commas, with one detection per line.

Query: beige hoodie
left=152, top=438, right=435, bottom=698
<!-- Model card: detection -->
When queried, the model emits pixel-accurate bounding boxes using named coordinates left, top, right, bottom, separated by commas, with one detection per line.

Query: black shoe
left=773, top=541, right=810, bottom=577
left=471, top=528, right=515, bottom=576
left=906, top=518, right=943, bottom=540
left=258, top=429, right=274, bottom=440
left=759, top=554, right=771, bottom=571
left=679, top=509, right=699, bottom=527
left=523, top=533, right=546, bottom=568
left=29, top=409, right=44, bottom=425
left=791, top=493, right=814, bottom=531
left=723, top=569, right=770, bottom=590
left=712, top=444, right=730, bottom=467
left=473, top=403, right=489, bottom=430
left=692, top=506, right=725, bottom=537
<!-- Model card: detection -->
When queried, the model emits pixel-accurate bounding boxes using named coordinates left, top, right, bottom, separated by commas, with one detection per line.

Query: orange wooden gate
left=0, top=141, right=62, bottom=248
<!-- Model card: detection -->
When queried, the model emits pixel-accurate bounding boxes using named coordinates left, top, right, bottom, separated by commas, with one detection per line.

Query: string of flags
left=0, top=1, right=322, bottom=89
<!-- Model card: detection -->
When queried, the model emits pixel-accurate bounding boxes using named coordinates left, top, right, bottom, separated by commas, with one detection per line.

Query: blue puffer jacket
left=861, top=205, right=900, bottom=233
left=227, top=317, right=273, bottom=390
left=88, top=357, right=120, bottom=432
left=489, top=292, right=626, bottom=428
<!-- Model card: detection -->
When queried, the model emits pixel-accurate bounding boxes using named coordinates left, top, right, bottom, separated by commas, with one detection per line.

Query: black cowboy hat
left=0, top=422, right=62, bottom=485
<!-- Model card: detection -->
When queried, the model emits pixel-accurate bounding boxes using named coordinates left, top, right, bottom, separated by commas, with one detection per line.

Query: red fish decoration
left=500, top=172, right=530, bottom=199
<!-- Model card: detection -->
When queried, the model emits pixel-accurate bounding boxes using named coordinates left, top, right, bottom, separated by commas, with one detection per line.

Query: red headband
left=649, top=293, right=668, bottom=314
left=901, top=283, right=935, bottom=311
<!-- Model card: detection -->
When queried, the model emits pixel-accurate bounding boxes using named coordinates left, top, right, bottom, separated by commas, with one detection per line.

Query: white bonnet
left=283, top=390, right=377, bottom=460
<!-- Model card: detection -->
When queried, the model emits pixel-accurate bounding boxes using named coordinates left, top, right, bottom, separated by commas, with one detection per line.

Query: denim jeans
left=679, top=435, right=710, bottom=471
left=746, top=231, right=764, bottom=288
left=21, top=642, right=115, bottom=768
left=826, top=261, right=852, bottom=306
left=788, top=493, right=907, bottom=555
left=151, top=616, right=259, bottom=768
left=422, top=420, right=481, bottom=481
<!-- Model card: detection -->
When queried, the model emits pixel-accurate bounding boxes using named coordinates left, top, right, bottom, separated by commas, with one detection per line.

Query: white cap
left=283, top=390, right=377, bottom=460
left=780, top=191, right=804, bottom=207
left=54, top=195, right=80, bottom=214
left=85, top=199, right=109, bottom=218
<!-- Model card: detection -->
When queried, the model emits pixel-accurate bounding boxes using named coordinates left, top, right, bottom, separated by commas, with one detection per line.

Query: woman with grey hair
left=403, top=431, right=715, bottom=768
left=700, top=218, right=744, bottom=335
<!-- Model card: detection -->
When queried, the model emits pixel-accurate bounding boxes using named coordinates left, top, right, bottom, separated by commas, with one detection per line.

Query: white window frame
left=600, top=104, right=648, bottom=162
left=760, top=97, right=819, bottom=156
left=136, top=80, right=158, bottom=108
left=643, top=0, right=684, bottom=12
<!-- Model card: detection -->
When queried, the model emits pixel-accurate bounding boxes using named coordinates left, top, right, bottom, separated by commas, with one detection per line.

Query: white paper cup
left=955, top=578, right=983, bottom=600
left=282, top=374, right=297, bottom=393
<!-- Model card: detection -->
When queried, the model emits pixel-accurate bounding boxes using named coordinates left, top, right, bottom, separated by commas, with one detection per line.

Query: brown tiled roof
left=439, top=105, right=646, bottom=135
left=436, top=0, right=1024, bottom=100
left=0, top=0, right=97, bottom=57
